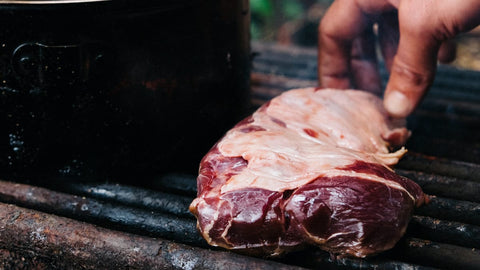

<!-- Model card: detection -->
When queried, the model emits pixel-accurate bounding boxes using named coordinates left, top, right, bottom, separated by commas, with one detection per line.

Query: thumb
left=383, top=39, right=439, bottom=118
left=383, top=5, right=440, bottom=118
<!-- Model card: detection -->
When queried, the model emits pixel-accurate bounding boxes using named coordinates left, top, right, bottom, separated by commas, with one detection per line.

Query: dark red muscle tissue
left=189, top=88, right=425, bottom=257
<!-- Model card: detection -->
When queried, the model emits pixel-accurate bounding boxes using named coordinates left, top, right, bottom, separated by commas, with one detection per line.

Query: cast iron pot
left=0, top=0, right=251, bottom=183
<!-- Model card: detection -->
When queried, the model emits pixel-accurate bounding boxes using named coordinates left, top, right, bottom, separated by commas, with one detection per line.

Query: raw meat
left=189, top=88, right=425, bottom=258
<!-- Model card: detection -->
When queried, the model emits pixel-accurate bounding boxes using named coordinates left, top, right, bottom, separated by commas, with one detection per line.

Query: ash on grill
left=1, top=43, right=480, bottom=270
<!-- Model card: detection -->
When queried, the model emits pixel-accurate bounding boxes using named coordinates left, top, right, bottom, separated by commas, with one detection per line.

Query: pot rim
left=0, top=0, right=110, bottom=4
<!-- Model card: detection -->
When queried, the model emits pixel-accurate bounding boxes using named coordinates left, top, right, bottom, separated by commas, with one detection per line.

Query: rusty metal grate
left=1, top=42, right=480, bottom=269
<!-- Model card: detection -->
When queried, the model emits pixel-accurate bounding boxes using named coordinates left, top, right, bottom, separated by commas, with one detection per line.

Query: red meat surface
left=189, top=88, right=425, bottom=257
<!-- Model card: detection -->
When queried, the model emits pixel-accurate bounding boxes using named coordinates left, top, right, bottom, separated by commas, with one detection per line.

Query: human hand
left=317, top=0, right=480, bottom=117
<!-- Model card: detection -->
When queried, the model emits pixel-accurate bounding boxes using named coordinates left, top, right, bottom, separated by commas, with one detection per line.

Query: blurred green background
left=250, top=0, right=332, bottom=47
left=250, top=0, right=480, bottom=71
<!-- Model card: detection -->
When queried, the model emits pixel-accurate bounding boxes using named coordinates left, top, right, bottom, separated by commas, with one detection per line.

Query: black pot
left=0, top=0, right=251, bottom=182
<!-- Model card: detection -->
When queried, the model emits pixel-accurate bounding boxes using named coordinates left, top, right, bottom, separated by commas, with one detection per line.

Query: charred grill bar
left=1, top=42, right=480, bottom=269
left=1, top=174, right=480, bottom=269
left=0, top=202, right=301, bottom=270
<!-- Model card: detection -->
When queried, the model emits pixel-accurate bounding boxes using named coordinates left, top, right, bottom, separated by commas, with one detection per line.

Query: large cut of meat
left=189, top=88, right=425, bottom=258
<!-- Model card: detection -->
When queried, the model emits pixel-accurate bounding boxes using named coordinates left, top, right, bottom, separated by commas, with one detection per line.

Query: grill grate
left=1, top=42, right=480, bottom=269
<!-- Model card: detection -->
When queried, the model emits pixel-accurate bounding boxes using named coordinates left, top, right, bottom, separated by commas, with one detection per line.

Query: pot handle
left=11, top=42, right=86, bottom=90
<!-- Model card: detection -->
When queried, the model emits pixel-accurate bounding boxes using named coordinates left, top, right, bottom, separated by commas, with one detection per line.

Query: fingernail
left=384, top=91, right=411, bottom=118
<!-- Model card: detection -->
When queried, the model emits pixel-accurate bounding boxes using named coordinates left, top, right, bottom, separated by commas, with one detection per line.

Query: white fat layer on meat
left=195, top=200, right=215, bottom=244
left=219, top=200, right=235, bottom=247
left=217, top=88, right=410, bottom=196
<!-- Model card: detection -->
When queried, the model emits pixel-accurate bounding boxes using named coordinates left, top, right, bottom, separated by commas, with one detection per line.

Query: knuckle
left=391, top=64, right=433, bottom=89
left=318, top=18, right=338, bottom=38
left=398, top=2, right=433, bottom=37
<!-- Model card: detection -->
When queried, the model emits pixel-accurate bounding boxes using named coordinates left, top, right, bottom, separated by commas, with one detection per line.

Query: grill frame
left=1, top=42, right=480, bottom=269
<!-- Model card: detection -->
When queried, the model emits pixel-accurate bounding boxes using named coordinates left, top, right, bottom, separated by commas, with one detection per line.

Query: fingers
left=383, top=0, right=480, bottom=117
left=383, top=4, right=440, bottom=118
left=350, top=27, right=382, bottom=95
left=377, top=11, right=399, bottom=72
left=318, top=0, right=368, bottom=89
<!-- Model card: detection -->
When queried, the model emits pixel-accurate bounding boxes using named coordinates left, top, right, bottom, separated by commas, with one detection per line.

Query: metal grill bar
left=0, top=202, right=305, bottom=270
left=408, top=216, right=480, bottom=248
left=414, top=196, right=480, bottom=226
left=397, top=154, right=480, bottom=181
left=390, top=238, right=480, bottom=270
left=63, top=181, right=194, bottom=219
left=0, top=180, right=204, bottom=247
left=279, top=237, right=480, bottom=270
left=17, top=174, right=480, bottom=228
left=397, top=169, right=480, bottom=202
left=1, top=178, right=480, bottom=270
left=1, top=42, right=479, bottom=269
left=276, top=246, right=436, bottom=270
